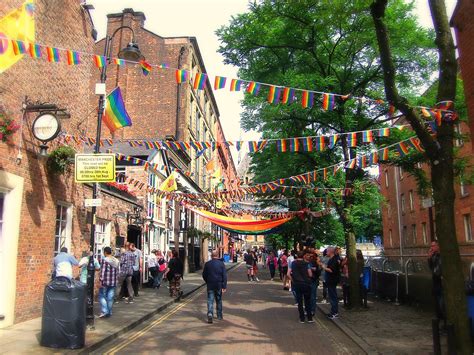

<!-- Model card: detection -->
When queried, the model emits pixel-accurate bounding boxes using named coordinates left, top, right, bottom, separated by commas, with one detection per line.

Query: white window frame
left=409, top=190, right=414, bottom=211
left=460, top=179, right=469, bottom=197
left=385, top=171, right=389, bottom=188
left=454, top=123, right=464, bottom=147
left=464, top=214, right=473, bottom=242
left=422, top=222, right=428, bottom=245
left=54, top=203, right=73, bottom=256
left=401, top=194, right=406, bottom=214
left=94, top=219, right=111, bottom=261
left=389, top=229, right=393, bottom=247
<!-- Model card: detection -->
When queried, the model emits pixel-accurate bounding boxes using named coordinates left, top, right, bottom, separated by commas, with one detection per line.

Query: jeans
left=293, top=283, right=312, bottom=321
left=207, top=289, right=223, bottom=318
left=154, top=271, right=164, bottom=288
left=310, top=281, right=318, bottom=314
left=99, top=286, right=116, bottom=316
left=269, top=264, right=276, bottom=279
left=327, top=284, right=338, bottom=315
left=132, top=270, right=140, bottom=296
left=322, top=281, right=328, bottom=300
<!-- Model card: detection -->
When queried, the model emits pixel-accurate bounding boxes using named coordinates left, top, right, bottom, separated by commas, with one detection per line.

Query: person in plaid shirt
left=119, top=244, right=136, bottom=304
left=98, top=247, right=119, bottom=318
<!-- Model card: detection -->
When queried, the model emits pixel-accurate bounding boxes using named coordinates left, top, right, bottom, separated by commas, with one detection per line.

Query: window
left=189, top=97, right=194, bottom=127
left=401, top=194, right=406, bottom=214
left=403, top=226, right=408, bottom=245
left=411, top=224, right=417, bottom=244
left=464, top=214, right=473, bottom=241
left=385, top=171, right=389, bottom=188
left=389, top=229, right=393, bottom=247
left=454, top=123, right=463, bottom=147
left=399, top=167, right=404, bottom=179
left=422, top=222, right=428, bottom=245
left=196, top=111, right=201, bottom=140
left=116, top=166, right=126, bottom=184
left=409, top=190, right=414, bottom=211
left=387, top=203, right=392, bottom=218
left=94, top=219, right=111, bottom=261
left=54, top=204, right=72, bottom=256
left=460, top=179, right=469, bottom=197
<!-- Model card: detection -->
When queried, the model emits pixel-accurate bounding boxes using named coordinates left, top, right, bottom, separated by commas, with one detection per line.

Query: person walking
left=289, top=251, right=314, bottom=323
left=324, top=247, right=341, bottom=319
left=53, top=247, right=79, bottom=280
left=320, top=249, right=329, bottom=303
left=78, top=250, right=100, bottom=284
left=202, top=251, right=228, bottom=324
left=165, top=250, right=184, bottom=299
left=251, top=250, right=260, bottom=282
left=280, top=250, right=289, bottom=289
left=148, top=249, right=158, bottom=288
left=428, top=241, right=445, bottom=327
left=119, top=246, right=135, bottom=304
left=130, top=243, right=142, bottom=297
left=267, top=251, right=278, bottom=280
left=308, top=251, right=321, bottom=316
left=154, top=250, right=166, bottom=290
left=98, top=247, right=119, bottom=318
left=244, top=249, right=255, bottom=282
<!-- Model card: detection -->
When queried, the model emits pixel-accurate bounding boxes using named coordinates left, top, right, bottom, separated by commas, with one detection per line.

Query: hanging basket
left=46, top=145, right=76, bottom=175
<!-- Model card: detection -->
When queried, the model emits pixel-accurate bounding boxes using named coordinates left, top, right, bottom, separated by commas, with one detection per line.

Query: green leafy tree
left=217, top=0, right=434, bottom=307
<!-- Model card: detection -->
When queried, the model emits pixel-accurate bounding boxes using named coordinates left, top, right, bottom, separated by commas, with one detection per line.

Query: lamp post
left=87, top=26, right=144, bottom=327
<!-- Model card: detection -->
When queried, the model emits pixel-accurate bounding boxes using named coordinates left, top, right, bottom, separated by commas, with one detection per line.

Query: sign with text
left=75, top=154, right=115, bottom=183
left=84, top=198, right=102, bottom=207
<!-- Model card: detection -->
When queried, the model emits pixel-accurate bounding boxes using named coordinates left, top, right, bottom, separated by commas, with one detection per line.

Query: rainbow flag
left=362, top=130, right=373, bottom=143
left=29, top=43, right=41, bottom=58
left=11, top=40, right=27, bottom=55
left=276, top=139, right=288, bottom=152
left=323, top=168, right=328, bottom=180
left=347, top=132, right=357, bottom=147
left=102, top=87, right=133, bottom=132
left=314, top=136, right=325, bottom=151
left=396, top=142, right=410, bottom=156
left=140, top=60, right=152, bottom=76
left=322, top=93, right=336, bottom=110
left=381, top=148, right=389, bottom=160
left=246, top=82, right=261, bottom=96
left=193, top=72, right=207, bottom=90
left=408, top=137, right=424, bottom=152
left=267, top=86, right=282, bottom=104
left=328, top=134, right=338, bottom=148
left=300, top=137, right=313, bottom=151
left=214, top=76, right=227, bottom=90
left=94, top=55, right=106, bottom=68
left=248, top=140, right=268, bottom=153
left=377, top=128, right=390, bottom=137
left=230, top=79, right=243, bottom=91
left=114, top=58, right=125, bottom=66
left=66, top=50, right=80, bottom=65
left=347, top=159, right=357, bottom=169
left=159, top=63, right=169, bottom=69
left=370, top=152, right=379, bottom=165
left=301, top=91, right=314, bottom=108
left=289, top=138, right=299, bottom=152
left=46, top=47, right=60, bottom=62
left=281, top=87, right=295, bottom=104
left=176, top=69, right=188, bottom=84
left=358, top=156, right=367, bottom=168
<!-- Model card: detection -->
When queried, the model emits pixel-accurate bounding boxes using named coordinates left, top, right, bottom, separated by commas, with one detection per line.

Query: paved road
left=95, top=263, right=363, bottom=355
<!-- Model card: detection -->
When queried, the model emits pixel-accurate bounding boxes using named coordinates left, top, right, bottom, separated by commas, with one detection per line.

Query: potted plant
left=0, top=112, right=20, bottom=143
left=46, top=145, right=76, bottom=175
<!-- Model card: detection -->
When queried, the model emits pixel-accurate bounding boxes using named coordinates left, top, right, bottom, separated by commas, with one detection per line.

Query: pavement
left=0, top=262, right=238, bottom=355
left=93, top=263, right=362, bottom=355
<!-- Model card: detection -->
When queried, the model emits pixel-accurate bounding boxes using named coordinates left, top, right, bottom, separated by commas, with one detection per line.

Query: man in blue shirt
left=202, top=250, right=227, bottom=324
left=53, top=247, right=79, bottom=279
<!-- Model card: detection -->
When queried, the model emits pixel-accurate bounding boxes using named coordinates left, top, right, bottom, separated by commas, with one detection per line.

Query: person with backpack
left=266, top=251, right=278, bottom=280
left=324, top=247, right=341, bottom=319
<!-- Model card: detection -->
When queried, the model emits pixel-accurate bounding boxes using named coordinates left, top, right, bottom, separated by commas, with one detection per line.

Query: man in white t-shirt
left=53, top=247, right=79, bottom=279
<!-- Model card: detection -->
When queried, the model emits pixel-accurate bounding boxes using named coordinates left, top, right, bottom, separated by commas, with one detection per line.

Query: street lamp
left=86, top=26, right=144, bottom=328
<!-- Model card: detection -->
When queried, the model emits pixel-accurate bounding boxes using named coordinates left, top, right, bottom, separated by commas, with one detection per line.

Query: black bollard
left=432, top=319, right=441, bottom=355
left=446, top=324, right=457, bottom=355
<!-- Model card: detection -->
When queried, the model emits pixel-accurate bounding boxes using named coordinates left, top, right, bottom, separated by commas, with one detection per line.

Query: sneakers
left=327, top=313, right=339, bottom=320
left=255, top=277, right=260, bottom=282
left=321, top=299, right=328, bottom=304
left=299, top=319, right=305, bottom=324
left=126, top=298, right=134, bottom=304
left=98, top=313, right=108, bottom=318
left=307, top=318, right=315, bottom=323
left=207, top=315, right=213, bottom=324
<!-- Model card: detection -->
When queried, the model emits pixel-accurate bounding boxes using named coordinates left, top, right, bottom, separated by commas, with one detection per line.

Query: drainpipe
left=394, top=167, right=404, bottom=268
left=175, top=46, right=186, bottom=140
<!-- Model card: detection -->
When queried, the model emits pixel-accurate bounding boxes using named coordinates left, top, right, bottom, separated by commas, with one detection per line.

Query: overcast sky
left=88, top=0, right=457, bottom=161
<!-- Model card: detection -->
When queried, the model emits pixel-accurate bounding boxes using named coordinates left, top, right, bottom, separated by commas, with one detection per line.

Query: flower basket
left=46, top=145, right=76, bottom=175
left=0, top=113, right=20, bottom=143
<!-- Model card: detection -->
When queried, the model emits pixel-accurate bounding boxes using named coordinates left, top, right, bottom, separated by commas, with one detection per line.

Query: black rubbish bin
left=233, top=254, right=238, bottom=263
left=40, top=277, right=87, bottom=349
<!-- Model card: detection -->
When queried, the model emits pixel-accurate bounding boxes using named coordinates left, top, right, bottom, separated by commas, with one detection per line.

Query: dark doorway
left=127, top=225, right=142, bottom=250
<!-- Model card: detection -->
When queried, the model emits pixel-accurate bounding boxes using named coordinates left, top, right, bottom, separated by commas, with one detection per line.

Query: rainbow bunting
left=230, top=79, right=243, bottom=92
left=248, top=140, right=268, bottom=153
left=114, top=58, right=125, bottom=66
left=301, top=91, right=314, bottom=108
left=322, top=93, right=336, bottom=110
left=29, top=43, right=41, bottom=58
left=66, top=50, right=80, bottom=65
left=408, top=137, right=424, bottom=152
left=281, top=87, right=295, bottom=104
left=396, top=142, right=410, bottom=156
left=46, top=47, right=60, bottom=62
left=300, top=137, right=313, bottom=151
left=93, top=55, right=106, bottom=68
left=328, top=134, right=339, bottom=149
left=289, top=138, right=300, bottom=152
left=214, top=76, right=227, bottom=90
left=276, top=139, right=288, bottom=152
left=370, top=152, right=379, bottom=165
left=193, top=72, right=207, bottom=90
left=377, top=128, right=390, bottom=137
left=381, top=148, right=389, bottom=160
left=159, top=63, right=169, bottom=69
left=362, top=130, right=373, bottom=143
left=246, top=82, right=261, bottom=96
left=358, top=156, right=367, bottom=168
left=323, top=168, right=328, bottom=180
left=102, top=87, right=133, bottom=132
left=140, top=60, right=152, bottom=76
left=348, top=159, right=357, bottom=169
left=314, top=136, right=325, bottom=151
left=12, top=40, right=27, bottom=55
left=347, top=132, right=357, bottom=147
left=175, top=69, right=188, bottom=84
left=267, top=86, right=282, bottom=104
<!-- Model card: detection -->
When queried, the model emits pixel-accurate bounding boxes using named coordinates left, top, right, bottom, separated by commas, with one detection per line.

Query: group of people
left=52, top=243, right=184, bottom=320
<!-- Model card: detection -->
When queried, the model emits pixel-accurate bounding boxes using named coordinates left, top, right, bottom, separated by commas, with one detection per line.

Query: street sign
left=74, top=154, right=115, bottom=183
left=84, top=198, right=102, bottom=207
left=422, top=197, right=433, bottom=208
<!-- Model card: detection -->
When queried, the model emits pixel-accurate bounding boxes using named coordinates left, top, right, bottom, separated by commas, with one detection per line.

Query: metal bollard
left=432, top=319, right=441, bottom=355
left=446, top=324, right=456, bottom=355
left=394, top=272, right=400, bottom=306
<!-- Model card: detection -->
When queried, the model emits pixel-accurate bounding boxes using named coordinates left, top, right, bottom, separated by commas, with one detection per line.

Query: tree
left=370, top=0, right=471, bottom=352
left=217, top=0, right=434, bottom=307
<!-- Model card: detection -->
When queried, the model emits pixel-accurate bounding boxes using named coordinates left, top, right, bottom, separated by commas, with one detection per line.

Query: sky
left=88, top=0, right=457, bottom=163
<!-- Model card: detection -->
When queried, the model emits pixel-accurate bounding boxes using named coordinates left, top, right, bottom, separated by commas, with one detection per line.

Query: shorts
left=246, top=264, right=253, bottom=270
left=281, top=266, right=288, bottom=274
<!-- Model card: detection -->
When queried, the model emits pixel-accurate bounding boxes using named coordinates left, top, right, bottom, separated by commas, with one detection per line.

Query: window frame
left=464, top=214, right=473, bottom=242
left=54, top=202, right=73, bottom=256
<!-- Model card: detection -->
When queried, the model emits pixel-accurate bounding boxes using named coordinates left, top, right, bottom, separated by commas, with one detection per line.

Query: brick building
left=380, top=1, right=474, bottom=274
left=0, top=0, right=146, bottom=327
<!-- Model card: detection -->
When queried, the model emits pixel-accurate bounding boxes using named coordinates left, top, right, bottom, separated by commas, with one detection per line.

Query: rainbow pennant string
left=299, top=137, right=313, bottom=152
left=102, top=87, right=133, bottom=132
left=314, top=136, right=325, bottom=151
left=347, top=132, right=357, bottom=147
left=114, top=58, right=125, bottom=66
left=29, top=43, right=41, bottom=58
left=94, top=55, right=106, bottom=68
left=46, top=47, right=60, bottom=62
left=377, top=128, right=390, bottom=137
left=396, top=142, right=410, bottom=156
left=193, top=72, right=207, bottom=90
left=281, top=87, right=295, bottom=104
left=159, top=63, right=169, bottom=69
left=246, top=82, right=261, bottom=96
left=66, top=50, right=80, bottom=65
left=362, top=130, right=373, bottom=143
left=322, top=93, right=336, bottom=110
left=276, top=139, right=288, bottom=152
left=301, top=91, right=314, bottom=108
left=289, top=138, right=300, bottom=152
left=230, top=79, right=243, bottom=92
left=267, top=86, right=282, bottom=104
left=214, top=76, right=227, bottom=90
left=140, top=60, right=152, bottom=76
left=328, top=134, right=338, bottom=149
left=12, top=40, right=27, bottom=55
left=175, top=69, right=188, bottom=84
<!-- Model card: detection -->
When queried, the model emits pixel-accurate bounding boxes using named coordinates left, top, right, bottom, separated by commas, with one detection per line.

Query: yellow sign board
left=75, top=154, right=115, bottom=183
